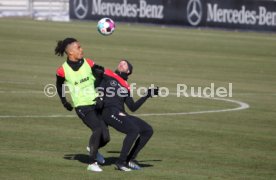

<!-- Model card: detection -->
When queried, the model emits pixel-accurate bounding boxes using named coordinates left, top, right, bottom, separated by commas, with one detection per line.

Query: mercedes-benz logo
left=110, top=80, right=117, bottom=87
left=187, top=0, right=202, bottom=26
left=73, top=0, right=89, bottom=19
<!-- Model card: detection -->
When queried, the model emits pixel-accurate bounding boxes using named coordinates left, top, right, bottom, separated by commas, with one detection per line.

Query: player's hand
left=92, top=64, right=105, bottom=78
left=147, top=87, right=159, bottom=98
left=62, top=101, right=73, bottom=111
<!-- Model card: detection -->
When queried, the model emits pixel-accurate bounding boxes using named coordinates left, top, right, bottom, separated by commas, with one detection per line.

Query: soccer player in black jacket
left=98, top=60, right=159, bottom=171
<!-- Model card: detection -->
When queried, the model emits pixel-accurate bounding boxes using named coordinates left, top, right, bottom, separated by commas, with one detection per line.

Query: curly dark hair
left=54, top=37, right=77, bottom=57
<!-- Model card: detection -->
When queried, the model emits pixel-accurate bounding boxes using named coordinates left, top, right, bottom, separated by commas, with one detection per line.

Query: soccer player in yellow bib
left=55, top=38, right=109, bottom=172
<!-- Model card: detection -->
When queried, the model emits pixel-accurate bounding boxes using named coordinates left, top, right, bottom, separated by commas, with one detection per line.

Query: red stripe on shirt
left=56, top=66, right=65, bottom=78
left=104, top=69, right=130, bottom=91
left=86, top=58, right=95, bottom=67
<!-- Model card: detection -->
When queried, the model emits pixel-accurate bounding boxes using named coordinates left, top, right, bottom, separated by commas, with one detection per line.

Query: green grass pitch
left=0, top=18, right=276, bottom=179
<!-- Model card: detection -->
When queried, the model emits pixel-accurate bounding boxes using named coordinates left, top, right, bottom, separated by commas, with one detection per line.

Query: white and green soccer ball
left=97, top=18, right=116, bottom=36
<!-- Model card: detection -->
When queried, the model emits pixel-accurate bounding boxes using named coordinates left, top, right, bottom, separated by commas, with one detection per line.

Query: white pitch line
left=136, top=97, right=249, bottom=117
left=0, top=95, right=249, bottom=118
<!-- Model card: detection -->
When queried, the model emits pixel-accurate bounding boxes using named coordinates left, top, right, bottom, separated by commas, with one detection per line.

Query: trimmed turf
left=0, top=18, right=276, bottom=180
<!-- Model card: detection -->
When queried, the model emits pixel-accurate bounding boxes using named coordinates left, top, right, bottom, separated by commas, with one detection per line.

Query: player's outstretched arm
left=125, top=87, right=159, bottom=112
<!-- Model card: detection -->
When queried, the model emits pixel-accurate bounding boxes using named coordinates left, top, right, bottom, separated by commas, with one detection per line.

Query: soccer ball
left=97, top=18, right=115, bottom=36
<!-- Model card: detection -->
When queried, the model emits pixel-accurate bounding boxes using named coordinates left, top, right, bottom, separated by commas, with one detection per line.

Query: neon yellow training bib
left=62, top=59, right=97, bottom=107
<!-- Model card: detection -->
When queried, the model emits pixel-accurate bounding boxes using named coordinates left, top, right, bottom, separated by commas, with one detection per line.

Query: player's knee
left=146, top=126, right=154, bottom=138
left=93, top=126, right=103, bottom=136
left=140, top=126, right=153, bottom=139
left=100, top=138, right=110, bottom=148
